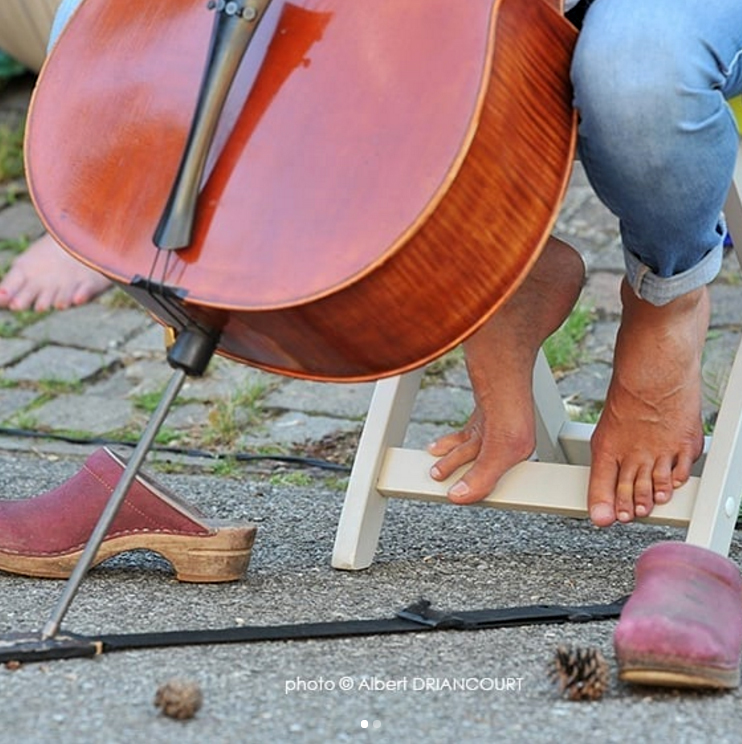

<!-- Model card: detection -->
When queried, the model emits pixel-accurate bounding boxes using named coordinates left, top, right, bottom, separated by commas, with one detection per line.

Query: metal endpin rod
left=41, top=368, right=188, bottom=640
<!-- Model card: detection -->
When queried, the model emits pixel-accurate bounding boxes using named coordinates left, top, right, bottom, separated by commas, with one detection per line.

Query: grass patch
left=7, top=412, right=40, bottom=431
left=0, top=310, right=47, bottom=337
left=132, top=388, right=173, bottom=414
left=0, top=236, right=29, bottom=255
left=202, top=379, right=274, bottom=448
left=424, top=347, right=465, bottom=383
left=153, top=427, right=183, bottom=446
left=210, top=456, right=242, bottom=478
left=543, top=303, right=595, bottom=373
left=269, top=471, right=314, bottom=488
left=0, top=121, right=25, bottom=184
left=37, top=378, right=84, bottom=396
left=568, top=404, right=602, bottom=425
left=101, top=288, right=142, bottom=310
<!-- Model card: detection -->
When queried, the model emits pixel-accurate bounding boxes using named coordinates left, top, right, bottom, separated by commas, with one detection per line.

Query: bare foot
left=587, top=280, right=708, bottom=526
left=428, top=236, right=586, bottom=503
left=0, top=233, right=112, bottom=312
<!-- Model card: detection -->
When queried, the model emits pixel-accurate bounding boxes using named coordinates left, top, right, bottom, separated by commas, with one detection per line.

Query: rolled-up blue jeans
left=52, top=0, right=742, bottom=306
left=573, top=0, right=742, bottom=305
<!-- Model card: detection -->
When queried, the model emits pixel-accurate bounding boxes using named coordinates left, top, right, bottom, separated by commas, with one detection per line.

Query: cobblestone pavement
left=2, top=74, right=741, bottom=474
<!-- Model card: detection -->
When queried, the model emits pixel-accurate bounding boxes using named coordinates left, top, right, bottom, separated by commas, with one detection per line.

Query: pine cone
left=154, top=678, right=204, bottom=720
left=548, top=644, right=610, bottom=701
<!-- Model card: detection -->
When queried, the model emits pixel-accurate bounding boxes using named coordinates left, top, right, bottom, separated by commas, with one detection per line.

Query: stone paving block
left=122, top=356, right=273, bottom=403
left=581, top=271, right=622, bottom=317
left=0, top=201, right=44, bottom=241
left=0, top=389, right=39, bottom=422
left=29, top=393, right=135, bottom=435
left=123, top=359, right=180, bottom=396
left=403, top=421, right=452, bottom=451
left=3, top=345, right=116, bottom=383
left=709, top=282, right=742, bottom=328
left=123, top=321, right=168, bottom=354
left=0, top=307, right=26, bottom=336
left=240, top=411, right=361, bottom=449
left=438, top=362, right=471, bottom=390
left=162, top=402, right=213, bottom=431
left=264, top=379, right=374, bottom=420
left=580, top=318, right=619, bottom=366
left=179, top=357, right=276, bottom=402
left=557, top=362, right=611, bottom=408
left=21, top=304, right=151, bottom=351
left=411, top=385, right=472, bottom=425
left=86, top=368, right=140, bottom=399
left=719, top=245, right=742, bottom=279
left=0, top=337, right=35, bottom=366
left=557, top=183, right=593, bottom=219
left=702, top=329, right=741, bottom=418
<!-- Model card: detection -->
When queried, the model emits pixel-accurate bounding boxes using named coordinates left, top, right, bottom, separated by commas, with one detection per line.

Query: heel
left=154, top=523, right=258, bottom=583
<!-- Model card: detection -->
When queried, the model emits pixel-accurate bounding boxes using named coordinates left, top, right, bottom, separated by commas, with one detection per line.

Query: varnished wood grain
left=26, top=0, right=577, bottom=381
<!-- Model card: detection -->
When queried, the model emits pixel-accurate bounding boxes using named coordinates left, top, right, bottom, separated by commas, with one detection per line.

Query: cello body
left=26, top=0, right=577, bottom=381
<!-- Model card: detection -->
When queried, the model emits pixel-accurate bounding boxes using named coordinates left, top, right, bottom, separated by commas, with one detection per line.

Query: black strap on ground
left=0, top=596, right=628, bottom=664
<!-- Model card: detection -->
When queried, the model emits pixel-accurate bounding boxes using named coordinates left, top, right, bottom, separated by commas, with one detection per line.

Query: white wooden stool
left=333, top=123, right=742, bottom=570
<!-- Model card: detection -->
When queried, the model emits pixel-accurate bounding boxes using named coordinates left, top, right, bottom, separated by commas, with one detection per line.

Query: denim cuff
left=624, top=239, right=724, bottom=306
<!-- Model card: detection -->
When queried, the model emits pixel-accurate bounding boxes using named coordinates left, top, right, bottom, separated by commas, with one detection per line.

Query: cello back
left=26, top=0, right=577, bottom=381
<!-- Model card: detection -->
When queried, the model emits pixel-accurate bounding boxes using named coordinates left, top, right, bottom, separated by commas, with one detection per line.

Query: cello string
left=143, top=244, right=191, bottom=329
left=143, top=244, right=217, bottom=339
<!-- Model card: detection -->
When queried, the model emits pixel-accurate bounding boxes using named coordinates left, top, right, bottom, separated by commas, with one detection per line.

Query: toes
left=9, top=285, right=38, bottom=312
left=632, top=465, right=654, bottom=518
left=447, top=451, right=511, bottom=504
left=427, top=429, right=472, bottom=458
left=0, top=274, right=25, bottom=309
left=652, top=456, right=674, bottom=505
left=429, top=437, right=481, bottom=483
left=587, top=454, right=618, bottom=526
left=33, top=286, right=58, bottom=312
left=671, top=450, right=696, bottom=491
left=447, top=474, right=489, bottom=504
left=589, top=452, right=683, bottom=526
left=71, top=274, right=113, bottom=307
left=52, top=285, right=78, bottom=311
left=615, top=474, right=637, bottom=523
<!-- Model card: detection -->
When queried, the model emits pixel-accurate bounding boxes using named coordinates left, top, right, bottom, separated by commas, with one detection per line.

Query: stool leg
left=685, top=339, right=742, bottom=554
left=332, top=369, right=424, bottom=570
left=533, top=349, right=569, bottom=463
left=684, top=152, right=742, bottom=554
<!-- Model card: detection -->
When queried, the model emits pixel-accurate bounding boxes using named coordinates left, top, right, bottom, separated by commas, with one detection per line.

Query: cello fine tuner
left=207, top=0, right=260, bottom=22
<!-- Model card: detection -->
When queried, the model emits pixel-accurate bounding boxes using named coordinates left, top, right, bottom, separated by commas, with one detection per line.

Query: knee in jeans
left=572, top=38, right=680, bottom=141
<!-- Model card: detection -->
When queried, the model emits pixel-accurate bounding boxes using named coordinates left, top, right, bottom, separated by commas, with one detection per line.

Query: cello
left=16, top=0, right=579, bottom=644
left=25, top=0, right=577, bottom=383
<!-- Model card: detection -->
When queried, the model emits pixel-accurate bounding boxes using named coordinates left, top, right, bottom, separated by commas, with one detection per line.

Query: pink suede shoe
left=614, top=541, right=742, bottom=689
left=0, top=448, right=257, bottom=583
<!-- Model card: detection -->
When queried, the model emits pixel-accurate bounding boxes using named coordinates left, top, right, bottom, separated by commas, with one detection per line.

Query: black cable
left=0, top=426, right=351, bottom=472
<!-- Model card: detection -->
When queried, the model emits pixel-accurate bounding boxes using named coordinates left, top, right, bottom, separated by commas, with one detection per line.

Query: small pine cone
left=548, top=644, right=610, bottom=701
left=154, top=678, right=203, bottom=720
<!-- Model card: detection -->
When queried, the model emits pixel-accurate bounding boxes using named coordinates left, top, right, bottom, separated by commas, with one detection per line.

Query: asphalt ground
left=3, top=450, right=742, bottom=744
